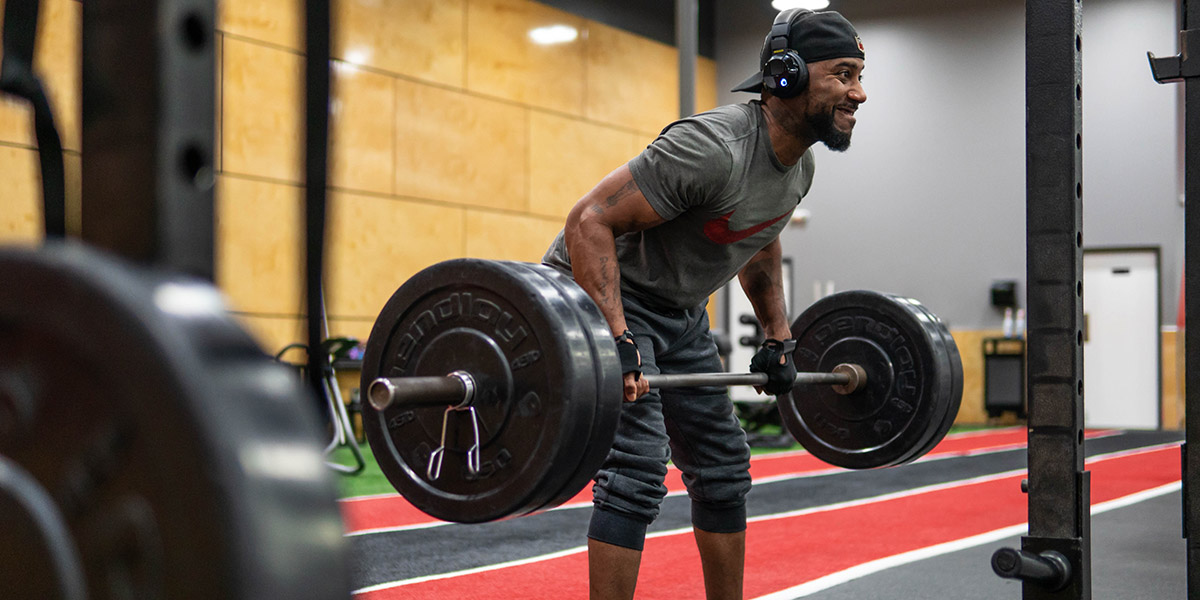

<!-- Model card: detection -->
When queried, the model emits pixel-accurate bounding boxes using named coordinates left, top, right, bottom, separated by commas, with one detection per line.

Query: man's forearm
left=566, top=220, right=628, bottom=336
left=738, top=243, right=791, bottom=340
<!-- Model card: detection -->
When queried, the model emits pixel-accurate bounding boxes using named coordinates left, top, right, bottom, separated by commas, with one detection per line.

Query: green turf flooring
left=325, top=423, right=1002, bottom=500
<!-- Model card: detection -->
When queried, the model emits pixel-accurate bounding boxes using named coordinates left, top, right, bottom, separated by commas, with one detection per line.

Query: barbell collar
left=367, top=363, right=863, bottom=411
left=367, top=372, right=474, bottom=411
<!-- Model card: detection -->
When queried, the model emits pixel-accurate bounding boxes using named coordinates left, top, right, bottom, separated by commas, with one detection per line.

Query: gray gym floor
left=788, top=489, right=1184, bottom=599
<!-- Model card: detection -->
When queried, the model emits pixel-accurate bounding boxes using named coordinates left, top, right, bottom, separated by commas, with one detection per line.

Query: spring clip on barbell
left=426, top=371, right=482, bottom=481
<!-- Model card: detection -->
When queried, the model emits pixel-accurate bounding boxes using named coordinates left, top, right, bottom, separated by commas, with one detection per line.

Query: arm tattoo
left=605, top=178, right=639, bottom=208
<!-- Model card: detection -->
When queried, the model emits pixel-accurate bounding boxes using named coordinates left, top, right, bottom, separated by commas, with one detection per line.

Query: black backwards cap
left=731, top=10, right=865, bottom=93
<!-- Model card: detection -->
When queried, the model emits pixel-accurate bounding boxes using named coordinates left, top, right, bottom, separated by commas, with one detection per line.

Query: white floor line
left=749, top=481, right=1181, bottom=600
left=346, top=437, right=1175, bottom=537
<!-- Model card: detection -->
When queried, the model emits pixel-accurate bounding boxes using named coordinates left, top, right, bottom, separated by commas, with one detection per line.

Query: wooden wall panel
left=463, top=210, right=562, bottom=262
left=0, top=147, right=41, bottom=244
left=215, top=176, right=304, bottom=315
left=222, top=38, right=302, bottom=183
left=64, top=152, right=80, bottom=236
left=212, top=0, right=723, bottom=350
left=585, top=21, right=677, bottom=135
left=466, top=0, right=586, bottom=116
left=950, top=329, right=998, bottom=426
left=331, top=64, right=395, bottom=195
left=326, top=191, right=466, bottom=318
left=697, top=57, right=719, bottom=113
left=218, top=0, right=301, bottom=51
left=1163, top=329, right=1183, bottom=430
left=528, top=111, right=633, bottom=218
left=334, top=0, right=466, bottom=87
left=393, top=79, right=528, bottom=211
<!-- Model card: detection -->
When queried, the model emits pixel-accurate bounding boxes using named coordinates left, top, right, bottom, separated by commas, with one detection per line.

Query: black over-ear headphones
left=762, top=9, right=809, bottom=98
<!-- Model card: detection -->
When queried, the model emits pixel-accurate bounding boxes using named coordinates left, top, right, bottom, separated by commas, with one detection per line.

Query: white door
left=1082, top=249, right=1160, bottom=429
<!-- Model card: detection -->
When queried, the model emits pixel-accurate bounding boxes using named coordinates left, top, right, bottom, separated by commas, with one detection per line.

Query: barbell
left=366, top=363, right=868, bottom=410
left=358, top=258, right=963, bottom=524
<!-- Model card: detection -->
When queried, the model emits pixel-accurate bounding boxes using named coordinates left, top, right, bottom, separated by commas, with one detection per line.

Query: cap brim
left=730, top=72, right=763, bottom=93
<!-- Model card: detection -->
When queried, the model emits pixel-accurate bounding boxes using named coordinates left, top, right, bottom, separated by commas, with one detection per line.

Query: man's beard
left=809, top=107, right=852, bottom=152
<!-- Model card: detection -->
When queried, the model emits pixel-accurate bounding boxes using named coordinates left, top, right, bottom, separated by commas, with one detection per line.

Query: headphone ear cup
left=762, top=51, right=807, bottom=98
left=789, top=59, right=809, bottom=94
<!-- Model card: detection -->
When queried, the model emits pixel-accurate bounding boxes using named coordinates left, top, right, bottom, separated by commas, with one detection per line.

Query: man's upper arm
left=568, top=164, right=665, bottom=236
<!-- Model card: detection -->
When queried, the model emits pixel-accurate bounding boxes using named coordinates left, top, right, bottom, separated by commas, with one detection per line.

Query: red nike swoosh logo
left=702, top=210, right=790, bottom=244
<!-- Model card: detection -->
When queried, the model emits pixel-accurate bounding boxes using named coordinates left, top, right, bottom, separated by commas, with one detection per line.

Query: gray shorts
left=588, top=293, right=753, bottom=551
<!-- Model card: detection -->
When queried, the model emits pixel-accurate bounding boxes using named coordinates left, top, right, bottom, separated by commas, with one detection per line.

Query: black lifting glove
left=749, top=338, right=797, bottom=396
left=615, top=330, right=641, bottom=381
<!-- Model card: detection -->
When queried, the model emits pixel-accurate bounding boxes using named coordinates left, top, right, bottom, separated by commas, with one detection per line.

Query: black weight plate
left=873, top=295, right=955, bottom=465
left=0, top=243, right=349, bottom=600
left=875, top=295, right=954, bottom=465
left=907, top=300, right=964, bottom=460
left=508, top=263, right=622, bottom=514
left=484, top=262, right=601, bottom=515
left=778, top=290, right=954, bottom=469
left=360, top=259, right=600, bottom=523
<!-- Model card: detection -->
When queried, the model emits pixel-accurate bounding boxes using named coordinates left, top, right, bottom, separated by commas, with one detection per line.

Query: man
left=542, top=9, right=867, bottom=599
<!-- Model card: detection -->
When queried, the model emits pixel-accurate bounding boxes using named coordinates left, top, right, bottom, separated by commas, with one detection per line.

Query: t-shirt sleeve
left=627, top=120, right=733, bottom=221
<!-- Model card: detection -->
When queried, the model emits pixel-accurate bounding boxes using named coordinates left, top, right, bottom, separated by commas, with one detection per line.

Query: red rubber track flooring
left=345, top=428, right=1177, bottom=599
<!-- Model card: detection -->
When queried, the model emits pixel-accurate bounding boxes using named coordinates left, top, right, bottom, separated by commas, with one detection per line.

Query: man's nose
left=849, top=81, right=867, bottom=104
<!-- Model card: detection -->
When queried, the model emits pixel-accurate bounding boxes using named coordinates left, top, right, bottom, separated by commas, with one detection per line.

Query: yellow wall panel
left=697, top=57, right=719, bottom=113
left=1163, top=329, right=1183, bottom=430
left=64, top=151, right=80, bottom=237
left=950, top=329, right=998, bottom=426
left=464, top=210, right=561, bottom=262
left=222, top=38, right=302, bottom=183
left=467, top=0, right=586, bottom=116
left=215, top=33, right=223, bottom=172
left=331, top=63, right=394, bottom=195
left=585, top=22, right=677, bottom=135
left=0, top=0, right=80, bottom=151
left=529, top=111, right=633, bottom=219
left=0, top=147, right=41, bottom=244
left=335, top=0, right=465, bottom=87
left=394, top=79, right=528, bottom=211
left=327, top=191, right=465, bottom=318
left=215, top=176, right=304, bottom=315
left=218, top=0, right=301, bottom=50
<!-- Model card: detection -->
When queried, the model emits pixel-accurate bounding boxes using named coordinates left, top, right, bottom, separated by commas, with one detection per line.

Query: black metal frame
left=1148, top=0, right=1200, bottom=594
left=1023, top=1, right=1090, bottom=596
left=992, top=0, right=1091, bottom=596
left=80, top=0, right=217, bottom=280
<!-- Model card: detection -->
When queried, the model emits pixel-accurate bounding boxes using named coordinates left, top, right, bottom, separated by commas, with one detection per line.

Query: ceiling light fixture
left=771, top=0, right=831, bottom=10
left=529, top=24, right=579, bottom=45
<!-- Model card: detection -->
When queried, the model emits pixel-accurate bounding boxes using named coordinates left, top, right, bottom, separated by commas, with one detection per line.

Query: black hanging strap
left=0, top=0, right=66, bottom=239
left=304, top=0, right=332, bottom=411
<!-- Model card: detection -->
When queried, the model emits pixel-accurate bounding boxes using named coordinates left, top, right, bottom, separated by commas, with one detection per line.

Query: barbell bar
left=366, top=362, right=867, bottom=411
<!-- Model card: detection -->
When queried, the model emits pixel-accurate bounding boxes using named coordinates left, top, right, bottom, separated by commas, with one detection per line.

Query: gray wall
left=713, top=0, right=1182, bottom=329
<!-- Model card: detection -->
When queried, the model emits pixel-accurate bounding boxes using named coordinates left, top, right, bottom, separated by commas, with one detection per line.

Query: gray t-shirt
left=543, top=100, right=815, bottom=309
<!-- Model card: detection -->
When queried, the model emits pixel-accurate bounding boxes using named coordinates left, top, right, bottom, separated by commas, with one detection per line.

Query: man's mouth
left=835, top=105, right=858, bottom=126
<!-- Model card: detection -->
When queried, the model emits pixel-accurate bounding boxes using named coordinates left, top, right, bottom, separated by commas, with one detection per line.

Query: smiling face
left=791, top=57, right=867, bottom=152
